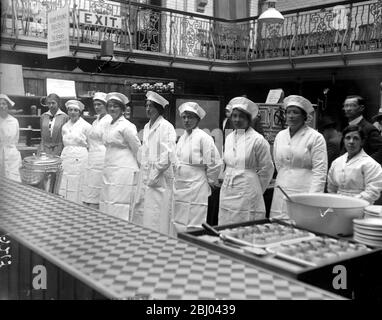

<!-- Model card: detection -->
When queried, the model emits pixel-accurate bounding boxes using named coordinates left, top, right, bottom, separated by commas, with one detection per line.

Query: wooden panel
left=58, top=269, right=75, bottom=299
left=45, top=259, right=59, bottom=300
left=18, top=245, right=32, bottom=299
left=7, top=240, right=19, bottom=299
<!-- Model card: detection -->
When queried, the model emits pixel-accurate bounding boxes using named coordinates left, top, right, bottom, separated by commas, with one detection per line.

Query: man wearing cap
left=172, top=102, right=222, bottom=234
left=271, top=95, right=328, bottom=219
left=342, top=95, right=382, bottom=164
left=81, top=92, right=112, bottom=209
left=58, top=99, right=92, bottom=203
left=219, top=97, right=274, bottom=224
left=131, top=91, right=177, bottom=235
left=0, top=93, right=22, bottom=182
left=99, top=92, right=141, bottom=220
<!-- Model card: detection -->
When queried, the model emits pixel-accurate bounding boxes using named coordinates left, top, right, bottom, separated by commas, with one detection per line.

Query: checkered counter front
left=0, top=179, right=343, bottom=300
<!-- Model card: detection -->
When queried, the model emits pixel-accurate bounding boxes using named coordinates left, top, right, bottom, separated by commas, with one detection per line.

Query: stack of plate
left=353, top=218, right=382, bottom=247
left=364, top=206, right=382, bottom=219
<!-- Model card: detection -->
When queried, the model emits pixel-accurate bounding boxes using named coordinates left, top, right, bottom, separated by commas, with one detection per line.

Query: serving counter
left=0, top=178, right=343, bottom=300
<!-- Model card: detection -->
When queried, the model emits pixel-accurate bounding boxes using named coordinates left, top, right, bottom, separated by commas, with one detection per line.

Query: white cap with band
left=0, top=94, right=15, bottom=107
left=146, top=91, right=169, bottom=108
left=227, top=97, right=259, bottom=120
left=179, top=102, right=206, bottom=120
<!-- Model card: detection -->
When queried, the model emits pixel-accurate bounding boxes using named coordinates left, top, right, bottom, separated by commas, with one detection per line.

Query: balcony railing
left=1, top=0, right=381, bottom=63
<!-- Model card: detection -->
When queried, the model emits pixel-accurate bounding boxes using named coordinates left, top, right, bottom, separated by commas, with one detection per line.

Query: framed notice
left=0, top=63, right=25, bottom=95
left=47, top=5, right=70, bottom=59
left=266, top=89, right=284, bottom=104
left=46, top=78, right=76, bottom=97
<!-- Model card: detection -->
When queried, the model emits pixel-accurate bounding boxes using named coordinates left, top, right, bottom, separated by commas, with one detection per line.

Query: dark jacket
left=342, top=118, right=382, bottom=164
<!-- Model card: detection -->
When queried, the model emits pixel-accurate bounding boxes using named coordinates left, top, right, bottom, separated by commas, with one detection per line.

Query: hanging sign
left=79, top=11, right=122, bottom=29
left=47, top=5, right=70, bottom=59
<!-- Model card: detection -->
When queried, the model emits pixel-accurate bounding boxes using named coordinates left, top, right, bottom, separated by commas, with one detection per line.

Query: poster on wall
left=47, top=5, right=70, bottom=59
left=0, top=63, right=25, bottom=95
left=46, top=78, right=76, bottom=97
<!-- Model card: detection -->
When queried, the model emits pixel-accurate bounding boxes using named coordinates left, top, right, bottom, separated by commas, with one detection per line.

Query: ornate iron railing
left=1, top=0, right=381, bottom=62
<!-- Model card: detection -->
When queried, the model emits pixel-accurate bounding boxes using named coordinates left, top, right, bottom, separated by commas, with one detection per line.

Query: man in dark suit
left=342, top=95, right=382, bottom=164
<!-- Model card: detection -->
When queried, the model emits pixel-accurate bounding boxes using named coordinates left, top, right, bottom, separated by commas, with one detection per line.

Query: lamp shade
left=258, top=7, right=284, bottom=24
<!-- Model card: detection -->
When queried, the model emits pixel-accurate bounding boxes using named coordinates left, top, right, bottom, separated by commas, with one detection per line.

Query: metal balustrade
left=1, top=0, right=381, bottom=62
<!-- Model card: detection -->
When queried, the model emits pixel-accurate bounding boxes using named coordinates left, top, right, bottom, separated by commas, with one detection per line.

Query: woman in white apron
left=172, top=102, right=222, bottom=234
left=0, top=94, right=22, bottom=182
left=99, top=93, right=141, bottom=221
left=219, top=97, right=274, bottom=225
left=81, top=92, right=112, bottom=209
left=58, top=100, right=91, bottom=203
left=328, top=125, right=382, bottom=204
left=270, top=95, right=328, bottom=219
left=131, top=91, right=177, bottom=234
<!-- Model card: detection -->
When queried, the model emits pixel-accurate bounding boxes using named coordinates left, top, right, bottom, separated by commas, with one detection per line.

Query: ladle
left=276, top=185, right=294, bottom=202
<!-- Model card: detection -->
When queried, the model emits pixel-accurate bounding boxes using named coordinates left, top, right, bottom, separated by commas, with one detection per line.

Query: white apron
left=0, top=115, right=22, bottom=182
left=99, top=147, right=139, bottom=220
left=81, top=114, right=111, bottom=204
left=219, top=127, right=274, bottom=225
left=131, top=116, right=176, bottom=235
left=172, top=164, right=210, bottom=233
left=270, top=125, right=327, bottom=219
left=219, top=167, right=265, bottom=225
left=58, top=118, right=91, bottom=203
left=99, top=116, right=140, bottom=221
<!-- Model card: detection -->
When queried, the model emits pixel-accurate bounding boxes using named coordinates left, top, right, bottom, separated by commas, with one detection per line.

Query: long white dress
left=0, top=114, right=22, bottom=182
left=131, top=116, right=177, bottom=235
left=99, top=116, right=141, bottom=221
left=58, top=117, right=91, bottom=203
left=172, top=128, right=222, bottom=233
left=81, top=114, right=112, bottom=205
left=219, top=127, right=274, bottom=225
left=327, top=149, right=382, bottom=204
left=270, top=125, right=328, bottom=219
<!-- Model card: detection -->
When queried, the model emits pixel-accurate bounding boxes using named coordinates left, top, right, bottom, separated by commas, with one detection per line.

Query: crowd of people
left=1, top=91, right=382, bottom=237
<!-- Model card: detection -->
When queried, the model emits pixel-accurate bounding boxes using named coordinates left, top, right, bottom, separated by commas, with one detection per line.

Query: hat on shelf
left=106, top=92, right=130, bottom=105
left=227, top=97, right=259, bottom=120
left=146, top=91, right=169, bottom=108
left=0, top=94, right=15, bottom=107
left=93, top=92, right=107, bottom=103
left=283, top=95, right=314, bottom=114
left=178, top=102, right=206, bottom=120
left=65, top=100, right=85, bottom=112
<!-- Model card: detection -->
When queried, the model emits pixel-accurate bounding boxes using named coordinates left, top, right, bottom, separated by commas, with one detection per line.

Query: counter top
left=0, top=178, right=344, bottom=300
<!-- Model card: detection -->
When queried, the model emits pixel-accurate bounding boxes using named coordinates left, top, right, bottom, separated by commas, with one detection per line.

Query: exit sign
left=79, top=11, right=122, bottom=29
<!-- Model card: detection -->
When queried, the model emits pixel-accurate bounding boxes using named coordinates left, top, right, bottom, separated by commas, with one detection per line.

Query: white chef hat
left=93, top=92, right=107, bottom=103
left=178, top=102, right=206, bottom=120
left=0, top=94, right=15, bottom=107
left=106, top=92, right=130, bottom=105
left=65, top=100, right=85, bottom=112
left=146, top=91, right=169, bottom=108
left=283, top=95, right=314, bottom=114
left=227, top=97, right=259, bottom=120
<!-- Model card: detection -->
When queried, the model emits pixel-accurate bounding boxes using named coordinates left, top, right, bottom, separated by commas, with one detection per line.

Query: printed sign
left=46, top=78, right=76, bottom=97
left=79, top=11, right=122, bottom=29
left=0, top=63, right=25, bottom=95
left=47, top=5, right=70, bottom=59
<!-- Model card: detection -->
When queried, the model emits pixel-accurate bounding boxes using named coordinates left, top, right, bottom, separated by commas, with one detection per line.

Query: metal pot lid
left=23, top=152, right=61, bottom=166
